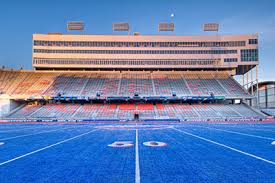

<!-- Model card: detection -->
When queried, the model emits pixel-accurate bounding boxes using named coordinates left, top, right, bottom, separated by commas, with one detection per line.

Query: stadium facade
left=32, top=33, right=258, bottom=74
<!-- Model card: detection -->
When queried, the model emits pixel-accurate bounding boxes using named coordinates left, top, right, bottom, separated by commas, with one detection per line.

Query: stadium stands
left=9, top=104, right=41, bottom=118
left=30, top=104, right=79, bottom=118
left=228, top=104, right=258, bottom=117
left=7, top=103, right=263, bottom=121
left=0, top=70, right=251, bottom=98
left=119, top=73, right=154, bottom=96
left=1, top=69, right=265, bottom=122
left=261, top=108, right=275, bottom=117
left=218, top=77, right=249, bottom=97
left=153, top=74, right=191, bottom=96
left=81, top=73, right=120, bottom=97
left=73, top=104, right=100, bottom=118
left=210, top=105, right=240, bottom=118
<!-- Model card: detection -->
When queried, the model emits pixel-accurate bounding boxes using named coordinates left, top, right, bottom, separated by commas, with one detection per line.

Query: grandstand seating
left=261, top=109, right=275, bottom=117
left=73, top=104, right=100, bottom=118
left=7, top=103, right=263, bottom=120
left=175, top=105, right=198, bottom=119
left=1, top=69, right=263, bottom=122
left=9, top=104, right=41, bottom=118
left=229, top=104, right=261, bottom=118
left=0, top=71, right=29, bottom=95
left=218, top=77, right=248, bottom=97
left=120, top=104, right=136, bottom=110
left=186, top=79, right=226, bottom=96
left=90, top=104, right=116, bottom=119
left=137, top=104, right=154, bottom=110
left=210, top=105, right=240, bottom=118
left=30, top=104, right=79, bottom=118
left=153, top=74, right=191, bottom=96
left=119, top=73, right=154, bottom=96
left=81, top=73, right=120, bottom=97
left=44, top=74, right=87, bottom=96
left=0, top=70, right=251, bottom=98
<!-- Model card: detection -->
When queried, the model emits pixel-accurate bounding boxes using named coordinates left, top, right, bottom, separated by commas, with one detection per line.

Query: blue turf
left=140, top=128, right=275, bottom=183
left=0, top=123, right=274, bottom=183
left=176, top=125, right=275, bottom=161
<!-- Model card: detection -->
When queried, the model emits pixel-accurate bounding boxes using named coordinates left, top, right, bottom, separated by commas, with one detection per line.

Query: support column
left=242, top=65, right=245, bottom=88
left=242, top=74, right=245, bottom=88
left=246, top=70, right=249, bottom=90
left=251, top=68, right=254, bottom=96
left=256, top=65, right=259, bottom=108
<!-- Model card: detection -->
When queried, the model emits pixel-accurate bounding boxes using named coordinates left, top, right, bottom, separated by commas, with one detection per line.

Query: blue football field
left=0, top=123, right=274, bottom=183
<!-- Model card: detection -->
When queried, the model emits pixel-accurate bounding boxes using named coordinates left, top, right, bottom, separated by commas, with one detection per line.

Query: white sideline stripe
left=196, top=126, right=275, bottom=141
left=173, top=128, right=275, bottom=165
left=212, top=125, right=275, bottom=132
left=0, top=126, right=58, bottom=133
left=135, top=129, right=140, bottom=183
left=217, top=126, right=275, bottom=133
left=240, top=128, right=275, bottom=133
left=0, top=129, right=98, bottom=166
left=0, top=127, right=74, bottom=141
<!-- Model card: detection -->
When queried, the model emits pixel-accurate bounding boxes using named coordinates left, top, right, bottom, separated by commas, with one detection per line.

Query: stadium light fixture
left=112, top=22, right=130, bottom=34
left=158, top=22, right=175, bottom=32
left=158, top=14, right=175, bottom=32
left=203, top=23, right=219, bottom=32
left=67, top=21, right=85, bottom=31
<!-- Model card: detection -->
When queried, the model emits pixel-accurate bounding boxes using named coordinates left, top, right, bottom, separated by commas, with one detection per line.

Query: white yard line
left=0, top=127, right=74, bottom=141
left=173, top=128, right=275, bottom=165
left=135, top=128, right=141, bottom=183
left=0, top=129, right=98, bottom=166
left=194, top=126, right=275, bottom=141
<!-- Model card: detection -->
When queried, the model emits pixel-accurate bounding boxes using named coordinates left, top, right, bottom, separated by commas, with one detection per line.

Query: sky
left=0, top=0, right=274, bottom=81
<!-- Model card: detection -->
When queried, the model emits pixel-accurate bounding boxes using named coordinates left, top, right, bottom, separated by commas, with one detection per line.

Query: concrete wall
left=0, top=99, right=21, bottom=117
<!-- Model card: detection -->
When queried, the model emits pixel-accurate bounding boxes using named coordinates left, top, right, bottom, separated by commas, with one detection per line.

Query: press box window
left=248, top=39, right=258, bottom=44
left=224, top=58, right=238, bottom=62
